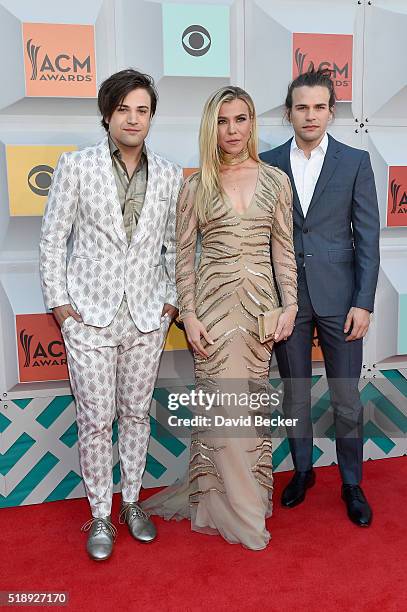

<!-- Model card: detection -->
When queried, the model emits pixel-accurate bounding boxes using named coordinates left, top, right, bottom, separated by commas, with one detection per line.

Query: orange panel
left=183, top=167, right=199, bottom=178
left=23, top=23, right=96, bottom=98
left=292, top=33, right=353, bottom=102
left=16, top=313, right=69, bottom=382
left=387, top=166, right=407, bottom=227
left=312, top=326, right=324, bottom=361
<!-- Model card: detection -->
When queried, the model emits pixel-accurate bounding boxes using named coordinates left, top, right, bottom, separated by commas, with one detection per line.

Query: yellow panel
left=164, top=318, right=189, bottom=351
left=6, top=144, right=77, bottom=216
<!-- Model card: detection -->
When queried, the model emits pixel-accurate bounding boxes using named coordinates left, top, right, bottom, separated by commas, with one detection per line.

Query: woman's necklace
left=219, top=146, right=250, bottom=166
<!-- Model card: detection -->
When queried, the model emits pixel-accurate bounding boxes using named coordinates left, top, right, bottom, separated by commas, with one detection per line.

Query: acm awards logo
left=181, top=25, right=211, bottom=56
left=26, top=38, right=92, bottom=84
left=390, top=180, right=407, bottom=215
left=16, top=314, right=69, bottom=382
left=292, top=33, right=353, bottom=102
left=387, top=167, right=407, bottom=227
left=19, top=328, right=66, bottom=369
left=22, top=23, right=96, bottom=97
left=294, top=47, right=350, bottom=85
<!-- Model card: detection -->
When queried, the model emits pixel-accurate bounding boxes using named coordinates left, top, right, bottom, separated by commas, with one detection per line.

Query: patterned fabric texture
left=62, top=299, right=170, bottom=517
left=39, top=136, right=183, bottom=331
left=142, top=164, right=298, bottom=550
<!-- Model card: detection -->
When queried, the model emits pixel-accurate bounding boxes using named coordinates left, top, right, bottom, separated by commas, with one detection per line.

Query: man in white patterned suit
left=39, top=69, right=183, bottom=560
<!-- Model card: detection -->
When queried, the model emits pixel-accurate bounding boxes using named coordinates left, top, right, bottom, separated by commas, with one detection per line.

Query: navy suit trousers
left=274, top=268, right=364, bottom=484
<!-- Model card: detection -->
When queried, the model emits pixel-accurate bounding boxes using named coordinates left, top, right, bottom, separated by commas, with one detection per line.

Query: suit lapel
left=98, top=138, right=162, bottom=247
left=130, top=145, right=159, bottom=245
left=98, top=136, right=127, bottom=245
left=305, top=134, right=342, bottom=218
left=278, top=139, right=304, bottom=218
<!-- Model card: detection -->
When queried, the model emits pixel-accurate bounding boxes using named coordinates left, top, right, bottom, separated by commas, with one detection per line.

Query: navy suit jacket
left=260, top=134, right=380, bottom=316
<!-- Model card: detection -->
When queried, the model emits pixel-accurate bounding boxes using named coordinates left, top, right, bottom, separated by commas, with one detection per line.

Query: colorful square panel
left=292, top=33, right=353, bottom=102
left=16, top=313, right=69, bottom=383
left=387, top=166, right=407, bottom=227
left=6, top=145, right=77, bottom=217
left=22, top=23, right=97, bottom=98
left=162, top=2, right=230, bottom=77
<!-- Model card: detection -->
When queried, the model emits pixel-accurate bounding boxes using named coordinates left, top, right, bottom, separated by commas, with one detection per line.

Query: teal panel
left=44, top=470, right=82, bottom=502
left=269, top=378, right=283, bottom=389
left=150, top=416, right=186, bottom=457
left=324, top=423, right=335, bottom=441
left=312, top=390, right=331, bottom=423
left=112, top=420, right=118, bottom=445
left=13, top=399, right=33, bottom=409
left=145, top=453, right=166, bottom=480
left=36, top=396, right=73, bottom=429
left=113, top=461, right=121, bottom=485
left=0, top=433, right=35, bottom=476
left=272, top=438, right=290, bottom=469
left=0, top=412, right=11, bottom=433
left=162, top=2, right=230, bottom=77
left=59, top=422, right=78, bottom=448
left=312, top=445, right=323, bottom=463
left=269, top=409, right=282, bottom=434
left=364, top=421, right=396, bottom=454
left=361, top=383, right=407, bottom=433
left=381, top=370, right=407, bottom=401
left=0, top=452, right=59, bottom=507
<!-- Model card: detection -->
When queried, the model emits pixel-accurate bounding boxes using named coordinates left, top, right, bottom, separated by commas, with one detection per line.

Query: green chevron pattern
left=0, top=370, right=405, bottom=508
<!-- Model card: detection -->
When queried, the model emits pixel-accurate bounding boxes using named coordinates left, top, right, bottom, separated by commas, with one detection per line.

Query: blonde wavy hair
left=195, top=86, right=260, bottom=223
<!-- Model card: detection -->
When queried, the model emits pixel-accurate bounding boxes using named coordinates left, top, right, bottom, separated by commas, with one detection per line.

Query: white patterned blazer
left=39, top=136, right=183, bottom=332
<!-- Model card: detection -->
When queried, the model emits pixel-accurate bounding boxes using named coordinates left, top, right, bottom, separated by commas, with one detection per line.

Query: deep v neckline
left=222, top=163, right=261, bottom=217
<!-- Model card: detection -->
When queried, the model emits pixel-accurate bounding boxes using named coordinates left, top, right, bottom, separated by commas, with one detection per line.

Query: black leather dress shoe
left=341, top=485, right=372, bottom=527
left=281, top=469, right=316, bottom=508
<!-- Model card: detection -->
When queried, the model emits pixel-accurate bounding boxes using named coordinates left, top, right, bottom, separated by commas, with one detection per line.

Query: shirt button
left=303, top=228, right=309, bottom=233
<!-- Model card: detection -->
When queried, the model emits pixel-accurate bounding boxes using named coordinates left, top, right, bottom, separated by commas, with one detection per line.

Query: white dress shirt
left=290, top=133, right=329, bottom=217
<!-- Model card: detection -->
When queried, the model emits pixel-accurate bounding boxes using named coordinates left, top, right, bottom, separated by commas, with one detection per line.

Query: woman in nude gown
left=142, top=86, right=298, bottom=550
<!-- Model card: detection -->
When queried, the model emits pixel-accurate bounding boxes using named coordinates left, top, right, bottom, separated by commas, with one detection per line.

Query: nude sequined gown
left=142, top=163, right=297, bottom=550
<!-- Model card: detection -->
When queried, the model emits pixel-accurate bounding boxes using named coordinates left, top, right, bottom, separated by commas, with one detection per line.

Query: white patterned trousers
left=61, top=299, right=170, bottom=518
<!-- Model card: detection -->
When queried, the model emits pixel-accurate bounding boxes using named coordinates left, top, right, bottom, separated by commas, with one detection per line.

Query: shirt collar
left=108, top=133, right=147, bottom=161
left=291, top=132, right=329, bottom=156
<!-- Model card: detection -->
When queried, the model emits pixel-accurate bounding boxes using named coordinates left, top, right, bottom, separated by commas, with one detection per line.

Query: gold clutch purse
left=257, top=307, right=283, bottom=343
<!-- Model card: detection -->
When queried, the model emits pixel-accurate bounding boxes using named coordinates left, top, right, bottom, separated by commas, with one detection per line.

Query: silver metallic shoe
left=81, top=516, right=117, bottom=561
left=119, top=502, right=157, bottom=543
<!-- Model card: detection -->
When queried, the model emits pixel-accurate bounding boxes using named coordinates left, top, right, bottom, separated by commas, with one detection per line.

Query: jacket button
left=303, top=228, right=309, bottom=233
left=298, top=252, right=304, bottom=257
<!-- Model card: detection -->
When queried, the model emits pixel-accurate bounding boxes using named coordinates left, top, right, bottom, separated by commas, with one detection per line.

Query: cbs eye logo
left=182, top=25, right=211, bottom=57
left=27, top=164, right=54, bottom=196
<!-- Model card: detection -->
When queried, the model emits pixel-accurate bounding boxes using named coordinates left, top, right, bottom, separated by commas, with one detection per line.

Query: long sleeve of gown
left=271, top=171, right=298, bottom=310
left=176, top=174, right=199, bottom=320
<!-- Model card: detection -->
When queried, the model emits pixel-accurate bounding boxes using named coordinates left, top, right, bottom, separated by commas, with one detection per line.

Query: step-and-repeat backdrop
left=0, top=0, right=406, bottom=508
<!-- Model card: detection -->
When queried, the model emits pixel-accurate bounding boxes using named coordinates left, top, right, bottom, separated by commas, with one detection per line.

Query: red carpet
left=1, top=457, right=406, bottom=612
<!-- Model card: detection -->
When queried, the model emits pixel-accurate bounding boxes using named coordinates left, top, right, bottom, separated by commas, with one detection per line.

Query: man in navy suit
left=261, top=68, right=380, bottom=526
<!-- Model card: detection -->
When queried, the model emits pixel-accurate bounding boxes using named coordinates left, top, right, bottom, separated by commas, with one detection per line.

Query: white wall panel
left=364, top=0, right=407, bottom=124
